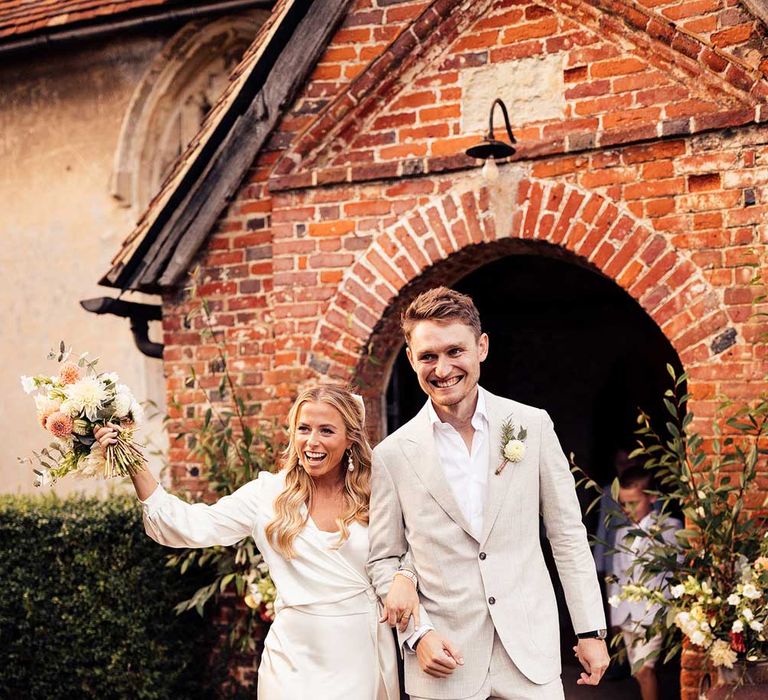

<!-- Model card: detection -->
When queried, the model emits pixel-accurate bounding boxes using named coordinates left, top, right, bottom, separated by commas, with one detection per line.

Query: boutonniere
left=496, top=417, right=527, bottom=475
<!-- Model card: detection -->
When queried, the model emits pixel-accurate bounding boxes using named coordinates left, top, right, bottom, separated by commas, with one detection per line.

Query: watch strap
left=576, top=629, right=607, bottom=640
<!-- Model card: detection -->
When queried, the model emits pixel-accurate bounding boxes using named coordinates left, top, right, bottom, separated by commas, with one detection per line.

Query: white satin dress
left=140, top=470, right=398, bottom=700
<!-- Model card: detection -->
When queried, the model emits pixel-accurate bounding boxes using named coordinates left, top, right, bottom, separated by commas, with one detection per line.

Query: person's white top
left=427, top=387, right=490, bottom=540
left=609, top=510, right=682, bottom=628
left=141, top=470, right=398, bottom=700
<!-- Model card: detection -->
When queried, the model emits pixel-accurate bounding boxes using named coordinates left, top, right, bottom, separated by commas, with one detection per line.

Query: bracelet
left=393, top=569, right=418, bottom=589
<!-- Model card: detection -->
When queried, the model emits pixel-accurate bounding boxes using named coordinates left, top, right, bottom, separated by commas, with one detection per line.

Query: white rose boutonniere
left=496, top=417, right=527, bottom=475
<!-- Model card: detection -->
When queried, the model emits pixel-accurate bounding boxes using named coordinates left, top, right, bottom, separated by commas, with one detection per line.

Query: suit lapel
left=400, top=404, right=478, bottom=542
left=480, top=392, right=520, bottom=546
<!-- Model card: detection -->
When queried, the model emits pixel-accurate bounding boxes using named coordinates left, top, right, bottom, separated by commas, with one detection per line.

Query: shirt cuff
left=139, top=483, right=168, bottom=517
left=404, top=623, right=433, bottom=653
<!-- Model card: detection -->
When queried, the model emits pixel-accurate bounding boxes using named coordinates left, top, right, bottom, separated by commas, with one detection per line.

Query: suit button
left=488, top=597, right=496, bottom=605
left=479, top=552, right=486, bottom=560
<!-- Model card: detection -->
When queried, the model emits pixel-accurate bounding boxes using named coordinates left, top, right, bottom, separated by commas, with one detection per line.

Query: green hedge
left=0, top=495, right=211, bottom=699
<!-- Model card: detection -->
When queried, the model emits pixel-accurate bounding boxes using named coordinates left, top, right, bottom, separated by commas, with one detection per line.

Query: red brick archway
left=310, top=173, right=731, bottom=432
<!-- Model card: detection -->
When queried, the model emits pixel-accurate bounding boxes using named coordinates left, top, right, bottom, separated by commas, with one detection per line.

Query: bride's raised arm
left=95, top=422, right=260, bottom=548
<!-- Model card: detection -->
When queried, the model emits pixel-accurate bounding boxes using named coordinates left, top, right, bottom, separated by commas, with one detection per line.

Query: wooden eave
left=744, top=1, right=768, bottom=29
left=99, top=0, right=353, bottom=294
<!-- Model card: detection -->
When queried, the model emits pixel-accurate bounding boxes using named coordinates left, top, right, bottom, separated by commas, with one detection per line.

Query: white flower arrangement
left=614, top=565, right=768, bottom=668
left=580, top=369, right=768, bottom=672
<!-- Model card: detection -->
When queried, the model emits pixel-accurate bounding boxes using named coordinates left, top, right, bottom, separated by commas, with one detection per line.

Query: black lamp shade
left=466, top=139, right=516, bottom=160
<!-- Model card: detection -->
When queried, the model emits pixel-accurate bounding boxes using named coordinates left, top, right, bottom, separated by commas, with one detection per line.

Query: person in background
left=608, top=466, right=681, bottom=700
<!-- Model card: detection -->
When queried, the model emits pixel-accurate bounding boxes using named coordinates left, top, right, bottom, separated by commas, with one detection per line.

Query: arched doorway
left=377, top=245, right=683, bottom=694
left=386, top=250, right=683, bottom=487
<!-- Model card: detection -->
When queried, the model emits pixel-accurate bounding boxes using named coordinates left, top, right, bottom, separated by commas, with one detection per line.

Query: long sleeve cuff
left=404, top=623, right=434, bottom=654
left=139, top=483, right=168, bottom=517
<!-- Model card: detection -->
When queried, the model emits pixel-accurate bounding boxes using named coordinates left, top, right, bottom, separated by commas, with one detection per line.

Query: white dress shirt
left=427, top=387, right=490, bottom=540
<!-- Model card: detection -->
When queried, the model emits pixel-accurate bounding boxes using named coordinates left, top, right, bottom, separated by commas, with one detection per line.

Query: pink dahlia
left=46, top=411, right=74, bottom=438
left=59, top=363, right=81, bottom=385
left=36, top=397, right=60, bottom=429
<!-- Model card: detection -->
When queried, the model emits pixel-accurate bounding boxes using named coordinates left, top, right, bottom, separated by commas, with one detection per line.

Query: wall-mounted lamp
left=465, top=98, right=516, bottom=182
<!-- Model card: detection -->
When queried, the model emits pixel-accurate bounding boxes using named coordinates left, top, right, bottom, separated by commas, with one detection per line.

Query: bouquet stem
left=103, top=430, right=147, bottom=479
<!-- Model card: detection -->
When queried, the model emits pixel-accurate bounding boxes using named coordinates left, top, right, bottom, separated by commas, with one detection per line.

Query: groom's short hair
left=401, top=287, right=482, bottom=342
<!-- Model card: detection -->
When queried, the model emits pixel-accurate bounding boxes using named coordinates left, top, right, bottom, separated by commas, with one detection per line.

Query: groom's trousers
left=408, top=633, right=564, bottom=700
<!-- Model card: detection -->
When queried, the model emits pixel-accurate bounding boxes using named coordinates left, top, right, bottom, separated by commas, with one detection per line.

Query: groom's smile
left=406, top=319, right=488, bottom=414
left=432, top=376, right=463, bottom=389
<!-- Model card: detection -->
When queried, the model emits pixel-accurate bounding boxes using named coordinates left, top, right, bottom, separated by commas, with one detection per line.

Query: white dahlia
left=503, top=439, right=525, bottom=463
left=112, top=388, right=132, bottom=418
left=64, top=377, right=108, bottom=421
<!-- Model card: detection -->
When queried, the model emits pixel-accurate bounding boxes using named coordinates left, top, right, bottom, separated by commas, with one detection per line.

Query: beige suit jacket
left=367, top=388, right=605, bottom=699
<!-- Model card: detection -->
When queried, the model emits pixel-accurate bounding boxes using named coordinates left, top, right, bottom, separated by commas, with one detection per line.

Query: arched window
left=111, top=12, right=267, bottom=214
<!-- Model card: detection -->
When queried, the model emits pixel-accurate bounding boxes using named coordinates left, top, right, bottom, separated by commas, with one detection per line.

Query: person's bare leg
left=634, top=665, right=659, bottom=700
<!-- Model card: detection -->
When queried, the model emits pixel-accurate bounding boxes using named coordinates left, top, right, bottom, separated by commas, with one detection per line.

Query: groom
left=367, top=287, right=609, bottom=699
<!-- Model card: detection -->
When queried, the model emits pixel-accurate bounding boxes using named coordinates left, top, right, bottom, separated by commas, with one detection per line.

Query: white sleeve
left=403, top=617, right=435, bottom=654
left=141, top=477, right=263, bottom=548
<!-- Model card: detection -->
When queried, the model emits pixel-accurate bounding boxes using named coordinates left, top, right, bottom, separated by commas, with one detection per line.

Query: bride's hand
left=380, top=572, right=420, bottom=632
left=93, top=421, right=121, bottom=449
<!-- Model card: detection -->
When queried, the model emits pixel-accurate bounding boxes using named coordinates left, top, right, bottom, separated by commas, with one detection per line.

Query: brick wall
left=158, top=1, right=768, bottom=696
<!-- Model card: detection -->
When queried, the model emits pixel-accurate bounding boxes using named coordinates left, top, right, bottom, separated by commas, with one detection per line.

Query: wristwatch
left=576, top=629, right=607, bottom=640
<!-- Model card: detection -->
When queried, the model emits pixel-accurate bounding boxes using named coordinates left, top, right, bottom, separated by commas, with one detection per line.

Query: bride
left=96, top=385, right=417, bottom=699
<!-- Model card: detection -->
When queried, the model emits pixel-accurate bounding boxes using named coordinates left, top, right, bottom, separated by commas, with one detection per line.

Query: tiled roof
left=0, top=1, right=176, bottom=40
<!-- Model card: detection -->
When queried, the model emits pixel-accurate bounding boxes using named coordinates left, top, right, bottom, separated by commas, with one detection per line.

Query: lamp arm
left=488, top=98, right=516, bottom=144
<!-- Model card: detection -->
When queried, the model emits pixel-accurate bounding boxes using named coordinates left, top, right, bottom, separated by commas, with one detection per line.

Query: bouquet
left=21, top=342, right=147, bottom=485
left=581, top=367, right=768, bottom=672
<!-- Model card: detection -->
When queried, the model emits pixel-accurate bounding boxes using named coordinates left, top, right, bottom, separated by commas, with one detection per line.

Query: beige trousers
left=410, top=634, right=564, bottom=700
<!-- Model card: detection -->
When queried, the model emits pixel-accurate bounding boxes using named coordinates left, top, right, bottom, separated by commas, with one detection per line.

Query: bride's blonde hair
left=265, top=385, right=371, bottom=558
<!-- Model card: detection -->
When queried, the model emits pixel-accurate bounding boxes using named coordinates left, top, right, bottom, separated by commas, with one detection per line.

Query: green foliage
left=166, top=278, right=276, bottom=653
left=0, top=494, right=210, bottom=699
left=574, top=366, right=768, bottom=669
left=629, top=368, right=767, bottom=615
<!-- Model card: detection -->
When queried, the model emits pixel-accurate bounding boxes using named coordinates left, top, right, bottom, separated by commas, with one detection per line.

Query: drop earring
left=347, top=451, right=355, bottom=472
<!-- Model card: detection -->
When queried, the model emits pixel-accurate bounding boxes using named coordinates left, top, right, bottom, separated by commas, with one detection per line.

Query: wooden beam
left=743, top=0, right=768, bottom=28
left=134, top=0, right=353, bottom=291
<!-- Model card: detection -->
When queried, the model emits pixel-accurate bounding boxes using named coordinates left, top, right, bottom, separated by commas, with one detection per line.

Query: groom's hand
left=573, top=639, right=610, bottom=685
left=416, top=631, right=464, bottom=678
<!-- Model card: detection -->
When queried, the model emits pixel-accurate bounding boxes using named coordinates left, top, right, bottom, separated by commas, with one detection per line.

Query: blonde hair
left=265, top=385, right=371, bottom=558
left=401, top=286, right=482, bottom=342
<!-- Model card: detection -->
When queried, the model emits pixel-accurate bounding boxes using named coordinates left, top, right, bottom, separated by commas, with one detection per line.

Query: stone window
left=111, top=12, right=267, bottom=214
